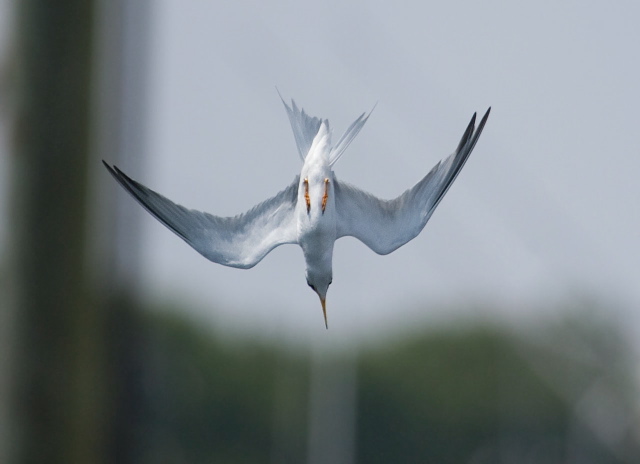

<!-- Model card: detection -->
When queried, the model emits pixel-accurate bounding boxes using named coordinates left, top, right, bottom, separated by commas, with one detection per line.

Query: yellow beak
left=320, top=297, right=328, bottom=329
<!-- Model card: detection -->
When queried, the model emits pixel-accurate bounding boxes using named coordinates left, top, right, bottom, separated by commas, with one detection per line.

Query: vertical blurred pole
left=94, top=0, right=151, bottom=284
left=306, top=347, right=357, bottom=464
left=270, top=350, right=309, bottom=464
left=92, top=0, right=152, bottom=462
left=0, top=4, right=14, bottom=461
left=9, top=1, right=103, bottom=463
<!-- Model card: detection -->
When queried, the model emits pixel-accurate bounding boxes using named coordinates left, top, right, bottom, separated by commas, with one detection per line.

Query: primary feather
left=334, top=108, right=490, bottom=254
left=103, top=162, right=300, bottom=268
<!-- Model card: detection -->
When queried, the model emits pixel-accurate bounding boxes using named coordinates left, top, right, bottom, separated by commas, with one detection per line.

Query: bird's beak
left=320, top=297, right=328, bottom=329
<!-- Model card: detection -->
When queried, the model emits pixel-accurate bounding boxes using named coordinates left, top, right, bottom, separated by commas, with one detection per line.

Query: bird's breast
left=297, top=206, right=337, bottom=257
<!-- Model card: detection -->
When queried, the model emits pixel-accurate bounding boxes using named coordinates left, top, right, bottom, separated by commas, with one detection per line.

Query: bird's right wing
left=334, top=108, right=490, bottom=255
left=103, top=161, right=299, bottom=269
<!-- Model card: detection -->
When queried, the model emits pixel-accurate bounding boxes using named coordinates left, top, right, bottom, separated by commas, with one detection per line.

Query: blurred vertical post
left=92, top=0, right=152, bottom=462
left=7, top=0, right=154, bottom=462
left=94, top=0, right=151, bottom=284
left=9, top=1, right=103, bottom=463
left=306, top=347, right=358, bottom=464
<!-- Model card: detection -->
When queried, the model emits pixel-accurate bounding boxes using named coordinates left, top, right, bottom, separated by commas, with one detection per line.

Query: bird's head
left=305, top=270, right=332, bottom=329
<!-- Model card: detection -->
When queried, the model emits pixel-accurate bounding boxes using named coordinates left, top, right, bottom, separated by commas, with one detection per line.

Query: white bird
left=103, top=97, right=490, bottom=328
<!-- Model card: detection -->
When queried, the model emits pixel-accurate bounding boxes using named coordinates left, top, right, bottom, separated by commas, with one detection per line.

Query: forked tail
left=279, top=92, right=373, bottom=165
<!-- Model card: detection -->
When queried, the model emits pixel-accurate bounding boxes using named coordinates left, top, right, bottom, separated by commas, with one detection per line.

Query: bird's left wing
left=103, top=161, right=299, bottom=268
left=334, top=108, right=490, bottom=255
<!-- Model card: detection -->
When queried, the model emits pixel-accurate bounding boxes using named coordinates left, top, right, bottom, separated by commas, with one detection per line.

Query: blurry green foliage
left=133, top=308, right=639, bottom=464
left=138, top=311, right=306, bottom=463
left=358, top=327, right=568, bottom=463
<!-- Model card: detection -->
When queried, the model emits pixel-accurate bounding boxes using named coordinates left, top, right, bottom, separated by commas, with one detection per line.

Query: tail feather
left=279, top=91, right=372, bottom=164
left=329, top=104, right=374, bottom=166
left=279, top=93, right=326, bottom=162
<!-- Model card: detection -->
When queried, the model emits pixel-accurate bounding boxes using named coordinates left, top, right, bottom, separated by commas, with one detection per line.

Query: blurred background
left=1, top=0, right=639, bottom=463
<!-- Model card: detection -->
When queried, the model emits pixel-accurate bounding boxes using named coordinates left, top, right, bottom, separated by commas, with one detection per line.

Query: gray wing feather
left=334, top=108, right=490, bottom=255
left=103, top=162, right=299, bottom=268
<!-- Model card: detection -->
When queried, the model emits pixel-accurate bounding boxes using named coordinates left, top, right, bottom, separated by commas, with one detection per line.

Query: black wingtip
left=455, top=112, right=477, bottom=153
left=102, top=160, right=126, bottom=176
left=102, top=161, right=128, bottom=184
left=476, top=107, right=491, bottom=134
left=102, top=162, right=139, bottom=197
left=480, top=107, right=491, bottom=125
left=110, top=165, right=135, bottom=184
left=102, top=160, right=118, bottom=177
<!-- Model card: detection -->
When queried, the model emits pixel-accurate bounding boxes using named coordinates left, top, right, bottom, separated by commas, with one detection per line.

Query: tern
left=103, top=97, right=490, bottom=328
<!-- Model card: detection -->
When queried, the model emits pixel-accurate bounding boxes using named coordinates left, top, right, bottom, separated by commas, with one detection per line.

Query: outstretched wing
left=103, top=162, right=299, bottom=268
left=334, top=108, right=490, bottom=255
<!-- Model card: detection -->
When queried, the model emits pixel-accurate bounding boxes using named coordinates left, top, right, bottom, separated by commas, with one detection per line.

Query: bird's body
left=296, top=123, right=337, bottom=314
left=104, top=97, right=490, bottom=328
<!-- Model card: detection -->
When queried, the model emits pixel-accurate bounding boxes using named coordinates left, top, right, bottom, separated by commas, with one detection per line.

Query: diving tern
left=103, top=98, right=490, bottom=328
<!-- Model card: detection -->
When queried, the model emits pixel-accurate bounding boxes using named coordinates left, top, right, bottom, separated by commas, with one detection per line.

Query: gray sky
left=4, top=1, right=639, bottom=341
left=130, top=0, right=640, bottom=340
